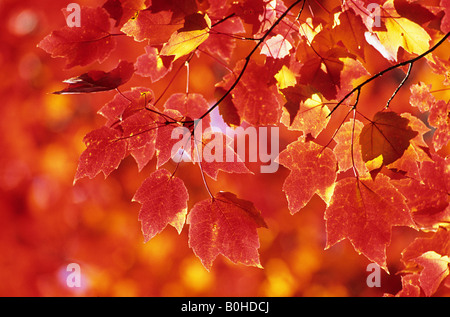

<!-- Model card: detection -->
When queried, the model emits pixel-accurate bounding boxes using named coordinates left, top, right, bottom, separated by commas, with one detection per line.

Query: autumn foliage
left=1, top=0, right=449, bottom=297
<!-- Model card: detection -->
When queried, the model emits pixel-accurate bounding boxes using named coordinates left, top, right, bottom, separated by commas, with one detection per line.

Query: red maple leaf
left=135, top=46, right=173, bottom=83
left=163, top=93, right=211, bottom=130
left=38, top=6, right=117, bottom=69
left=121, top=109, right=158, bottom=171
left=52, top=60, right=134, bottom=94
left=325, top=174, right=417, bottom=271
left=333, top=119, right=368, bottom=176
left=277, top=139, right=337, bottom=214
left=400, top=229, right=450, bottom=296
left=121, top=9, right=179, bottom=44
left=98, top=87, right=154, bottom=127
left=133, top=168, right=189, bottom=242
left=391, top=154, right=449, bottom=231
left=187, top=191, right=267, bottom=270
left=74, top=126, right=127, bottom=183
left=218, top=60, right=283, bottom=126
left=201, top=3, right=245, bottom=62
left=429, top=100, right=450, bottom=151
left=193, top=131, right=252, bottom=180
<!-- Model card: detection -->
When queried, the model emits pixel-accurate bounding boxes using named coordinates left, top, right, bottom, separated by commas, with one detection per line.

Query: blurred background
left=0, top=0, right=449, bottom=297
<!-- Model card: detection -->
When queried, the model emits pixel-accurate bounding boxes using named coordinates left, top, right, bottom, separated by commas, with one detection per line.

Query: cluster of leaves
left=39, top=0, right=450, bottom=296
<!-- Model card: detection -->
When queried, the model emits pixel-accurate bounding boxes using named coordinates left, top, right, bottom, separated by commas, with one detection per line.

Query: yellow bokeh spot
left=44, top=90, right=73, bottom=124
left=262, top=258, right=296, bottom=296
left=180, top=257, right=213, bottom=292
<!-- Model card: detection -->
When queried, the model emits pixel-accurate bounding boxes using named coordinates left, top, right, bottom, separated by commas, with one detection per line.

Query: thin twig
left=385, top=62, right=412, bottom=109
left=199, top=0, right=306, bottom=120
left=327, top=32, right=450, bottom=118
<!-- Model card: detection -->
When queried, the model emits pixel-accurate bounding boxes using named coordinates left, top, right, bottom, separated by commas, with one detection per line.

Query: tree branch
left=327, top=32, right=450, bottom=118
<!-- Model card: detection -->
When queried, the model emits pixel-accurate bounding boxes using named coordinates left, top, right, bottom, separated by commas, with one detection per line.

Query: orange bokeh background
left=1, top=0, right=449, bottom=297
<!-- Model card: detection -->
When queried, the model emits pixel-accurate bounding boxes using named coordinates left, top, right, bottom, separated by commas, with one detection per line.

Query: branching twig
left=327, top=32, right=450, bottom=118
left=199, top=0, right=306, bottom=120
left=385, top=62, right=412, bottom=109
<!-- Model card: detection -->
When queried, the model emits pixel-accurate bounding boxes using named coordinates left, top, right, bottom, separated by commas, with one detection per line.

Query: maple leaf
left=332, top=8, right=368, bottom=61
left=121, top=9, right=179, bottom=44
left=274, top=65, right=297, bottom=90
left=279, top=84, right=315, bottom=126
left=412, top=251, right=450, bottom=297
left=154, top=109, right=185, bottom=168
left=232, top=0, right=267, bottom=34
left=429, top=99, right=450, bottom=151
left=160, top=13, right=211, bottom=61
left=359, top=111, right=418, bottom=168
left=193, top=131, right=252, bottom=180
left=218, top=60, right=283, bottom=126
left=201, top=5, right=245, bottom=62
left=260, top=34, right=293, bottom=59
left=401, top=229, right=450, bottom=296
left=394, top=0, right=439, bottom=25
left=279, top=92, right=331, bottom=139
left=98, top=87, right=153, bottom=126
left=38, top=6, right=116, bottom=69
left=135, top=46, right=173, bottom=83
left=409, top=83, right=449, bottom=151
left=150, top=0, right=199, bottom=20
left=132, top=169, right=189, bottom=242
left=187, top=191, right=267, bottom=270
left=102, top=0, right=147, bottom=27
left=53, top=60, right=134, bottom=94
left=277, top=139, right=337, bottom=214
left=216, top=87, right=241, bottom=127
left=74, top=126, right=127, bottom=184
left=163, top=93, right=211, bottom=130
left=333, top=119, right=368, bottom=176
left=325, top=174, right=416, bottom=271
left=296, top=30, right=353, bottom=100
left=102, top=0, right=124, bottom=27
left=375, top=0, right=431, bottom=60
left=386, top=274, right=422, bottom=297
left=391, top=154, right=449, bottom=231
left=120, top=109, right=158, bottom=172
left=387, top=113, right=432, bottom=180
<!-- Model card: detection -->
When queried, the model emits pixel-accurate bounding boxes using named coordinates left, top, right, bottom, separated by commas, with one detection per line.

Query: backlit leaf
left=53, top=60, right=134, bottom=94
left=325, top=173, right=416, bottom=271
left=74, top=126, right=127, bottom=183
left=38, top=6, right=116, bottom=68
left=375, top=0, right=431, bottom=60
left=187, top=191, right=267, bottom=270
left=359, top=111, right=418, bottom=168
left=121, top=9, right=179, bottom=44
left=135, top=46, right=173, bottom=83
left=133, top=169, right=189, bottom=242
left=277, top=139, right=337, bottom=214
left=160, top=13, right=211, bottom=61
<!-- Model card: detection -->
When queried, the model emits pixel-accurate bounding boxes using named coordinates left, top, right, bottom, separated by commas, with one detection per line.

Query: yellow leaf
left=160, top=13, right=211, bottom=61
left=275, top=65, right=297, bottom=89
left=376, top=4, right=431, bottom=59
